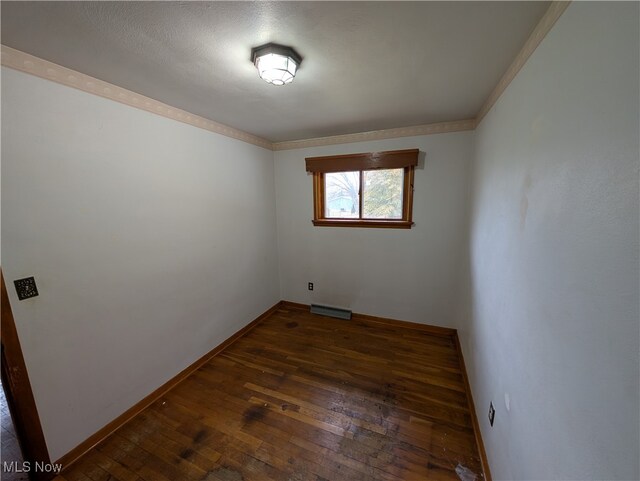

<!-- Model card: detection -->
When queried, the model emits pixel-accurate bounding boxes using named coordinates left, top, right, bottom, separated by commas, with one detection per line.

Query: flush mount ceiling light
left=251, top=43, right=302, bottom=86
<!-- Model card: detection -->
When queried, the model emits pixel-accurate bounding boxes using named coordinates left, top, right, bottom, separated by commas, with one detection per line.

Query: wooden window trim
left=305, top=149, right=419, bottom=173
left=307, top=149, right=417, bottom=229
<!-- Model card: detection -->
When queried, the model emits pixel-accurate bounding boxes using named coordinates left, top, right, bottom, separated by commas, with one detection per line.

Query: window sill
left=312, top=219, right=414, bottom=229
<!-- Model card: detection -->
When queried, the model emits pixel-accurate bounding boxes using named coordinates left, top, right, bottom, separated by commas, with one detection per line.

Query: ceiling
left=1, top=1, right=549, bottom=143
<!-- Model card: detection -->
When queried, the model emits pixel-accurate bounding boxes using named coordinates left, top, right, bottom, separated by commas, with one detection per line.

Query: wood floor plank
left=61, top=306, right=486, bottom=480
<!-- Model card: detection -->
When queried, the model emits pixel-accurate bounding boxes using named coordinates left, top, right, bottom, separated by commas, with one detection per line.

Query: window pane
left=325, top=171, right=360, bottom=218
left=362, top=169, right=404, bottom=219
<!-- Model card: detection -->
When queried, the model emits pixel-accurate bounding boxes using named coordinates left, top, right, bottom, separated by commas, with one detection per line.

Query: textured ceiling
left=1, top=1, right=549, bottom=142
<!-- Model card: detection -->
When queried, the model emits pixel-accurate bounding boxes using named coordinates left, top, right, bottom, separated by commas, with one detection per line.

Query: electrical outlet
left=308, top=282, right=314, bottom=291
left=14, top=276, right=39, bottom=300
left=488, top=402, right=495, bottom=426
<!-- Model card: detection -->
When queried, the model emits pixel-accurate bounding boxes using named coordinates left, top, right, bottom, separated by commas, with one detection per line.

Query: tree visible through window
left=305, top=149, right=418, bottom=228
left=363, top=169, right=403, bottom=219
left=325, top=171, right=360, bottom=218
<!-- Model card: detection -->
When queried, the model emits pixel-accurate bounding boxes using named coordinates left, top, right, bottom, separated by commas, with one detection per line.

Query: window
left=305, top=149, right=418, bottom=228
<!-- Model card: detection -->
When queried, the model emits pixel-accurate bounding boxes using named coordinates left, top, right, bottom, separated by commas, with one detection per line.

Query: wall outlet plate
left=14, top=276, right=39, bottom=300
left=488, top=402, right=495, bottom=426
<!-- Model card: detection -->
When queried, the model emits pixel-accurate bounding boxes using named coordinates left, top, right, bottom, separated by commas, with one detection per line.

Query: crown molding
left=476, top=1, right=571, bottom=125
left=0, top=45, right=473, bottom=152
left=1, top=2, right=569, bottom=151
left=272, top=119, right=477, bottom=151
left=276, top=0, right=570, bottom=149
left=0, top=45, right=273, bottom=150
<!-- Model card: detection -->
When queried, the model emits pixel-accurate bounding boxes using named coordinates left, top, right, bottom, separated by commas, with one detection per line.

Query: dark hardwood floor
left=55, top=304, right=485, bottom=481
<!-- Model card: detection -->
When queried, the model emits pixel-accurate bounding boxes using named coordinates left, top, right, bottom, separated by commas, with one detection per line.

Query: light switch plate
left=14, top=277, right=39, bottom=300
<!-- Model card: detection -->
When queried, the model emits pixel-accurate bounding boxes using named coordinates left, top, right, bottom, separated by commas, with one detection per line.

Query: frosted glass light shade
left=251, top=43, right=302, bottom=86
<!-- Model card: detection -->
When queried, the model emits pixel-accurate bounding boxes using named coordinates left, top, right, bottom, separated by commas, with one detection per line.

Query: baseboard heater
left=310, top=304, right=352, bottom=320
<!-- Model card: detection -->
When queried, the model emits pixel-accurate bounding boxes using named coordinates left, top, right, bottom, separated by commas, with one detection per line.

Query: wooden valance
left=305, top=148, right=419, bottom=173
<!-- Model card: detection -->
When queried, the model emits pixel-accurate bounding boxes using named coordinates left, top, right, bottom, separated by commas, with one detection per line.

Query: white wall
left=275, top=133, right=473, bottom=326
left=459, top=3, right=639, bottom=480
left=3, top=3, right=638, bottom=477
left=1, top=67, right=279, bottom=461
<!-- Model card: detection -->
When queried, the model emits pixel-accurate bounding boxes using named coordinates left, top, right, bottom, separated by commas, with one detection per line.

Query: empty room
left=1, top=1, right=638, bottom=480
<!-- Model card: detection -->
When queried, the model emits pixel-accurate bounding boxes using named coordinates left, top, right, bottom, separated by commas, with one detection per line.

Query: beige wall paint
left=459, top=2, right=639, bottom=479
left=1, top=67, right=279, bottom=460
left=274, top=132, right=473, bottom=326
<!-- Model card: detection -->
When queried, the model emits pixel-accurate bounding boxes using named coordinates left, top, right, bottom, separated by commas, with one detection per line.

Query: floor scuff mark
left=455, top=463, right=478, bottom=481
left=202, top=466, right=244, bottom=481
